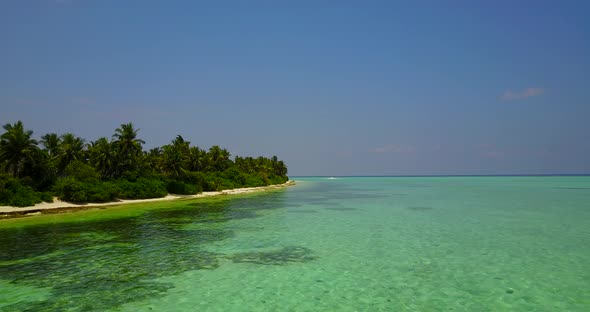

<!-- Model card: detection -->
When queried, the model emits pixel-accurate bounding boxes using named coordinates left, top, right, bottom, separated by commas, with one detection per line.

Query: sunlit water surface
left=1, top=177, right=589, bottom=311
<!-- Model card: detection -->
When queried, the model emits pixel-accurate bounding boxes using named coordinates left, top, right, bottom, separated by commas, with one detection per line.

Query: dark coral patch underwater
left=287, top=209, right=318, bottom=214
left=229, top=246, right=317, bottom=265
left=325, top=207, right=358, bottom=212
left=407, top=206, right=434, bottom=211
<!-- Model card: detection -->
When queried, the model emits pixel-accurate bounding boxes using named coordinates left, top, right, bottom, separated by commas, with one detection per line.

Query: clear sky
left=1, top=1, right=589, bottom=176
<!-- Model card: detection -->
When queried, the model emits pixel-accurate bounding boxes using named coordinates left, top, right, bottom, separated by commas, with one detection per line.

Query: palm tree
left=144, top=147, right=163, bottom=173
left=208, top=145, right=231, bottom=171
left=161, top=144, right=186, bottom=178
left=55, top=133, right=86, bottom=174
left=171, top=135, right=190, bottom=155
left=270, top=155, right=288, bottom=177
left=187, top=146, right=205, bottom=172
left=88, top=137, right=116, bottom=178
left=159, top=135, right=194, bottom=178
left=256, top=156, right=272, bottom=174
left=40, top=133, right=61, bottom=158
left=276, top=160, right=288, bottom=177
left=0, top=121, right=40, bottom=177
left=112, top=122, right=145, bottom=175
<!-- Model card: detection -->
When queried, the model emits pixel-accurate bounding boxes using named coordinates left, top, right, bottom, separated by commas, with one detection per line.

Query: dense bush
left=4, top=168, right=288, bottom=206
left=244, top=173, right=266, bottom=187
left=221, top=168, right=246, bottom=187
left=53, top=176, right=170, bottom=203
left=202, top=177, right=218, bottom=192
left=268, top=175, right=288, bottom=185
left=84, top=181, right=118, bottom=203
left=0, top=174, right=48, bottom=207
left=200, top=172, right=226, bottom=191
left=183, top=171, right=205, bottom=186
left=64, top=161, right=100, bottom=181
left=53, top=177, right=117, bottom=203
left=52, top=177, right=84, bottom=203
left=114, top=178, right=167, bottom=199
left=166, top=180, right=199, bottom=195
left=40, top=191, right=54, bottom=203
left=19, top=159, right=57, bottom=192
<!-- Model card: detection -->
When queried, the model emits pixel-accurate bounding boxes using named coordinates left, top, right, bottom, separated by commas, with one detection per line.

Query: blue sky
left=1, top=1, right=589, bottom=176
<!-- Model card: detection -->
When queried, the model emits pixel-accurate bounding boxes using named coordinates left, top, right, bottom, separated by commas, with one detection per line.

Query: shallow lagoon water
left=1, top=177, right=590, bottom=311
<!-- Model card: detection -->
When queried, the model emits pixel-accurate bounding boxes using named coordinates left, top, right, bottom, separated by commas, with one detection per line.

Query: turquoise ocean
left=1, top=176, right=589, bottom=311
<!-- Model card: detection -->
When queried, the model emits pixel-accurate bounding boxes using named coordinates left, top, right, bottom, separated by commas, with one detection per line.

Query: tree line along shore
left=0, top=121, right=289, bottom=207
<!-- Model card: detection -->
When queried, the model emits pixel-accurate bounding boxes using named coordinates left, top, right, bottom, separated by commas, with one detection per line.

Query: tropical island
left=0, top=121, right=289, bottom=209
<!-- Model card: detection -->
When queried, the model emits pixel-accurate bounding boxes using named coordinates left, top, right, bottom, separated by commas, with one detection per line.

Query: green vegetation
left=0, top=121, right=288, bottom=206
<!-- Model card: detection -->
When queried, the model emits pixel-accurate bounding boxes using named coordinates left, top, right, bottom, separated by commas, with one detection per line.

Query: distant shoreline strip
left=0, top=181, right=295, bottom=219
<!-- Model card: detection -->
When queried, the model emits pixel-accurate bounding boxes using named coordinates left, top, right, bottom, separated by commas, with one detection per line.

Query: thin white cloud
left=500, top=87, right=544, bottom=101
left=373, top=144, right=416, bottom=154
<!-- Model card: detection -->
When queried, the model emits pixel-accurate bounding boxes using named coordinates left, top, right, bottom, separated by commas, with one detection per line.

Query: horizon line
left=291, top=174, right=590, bottom=178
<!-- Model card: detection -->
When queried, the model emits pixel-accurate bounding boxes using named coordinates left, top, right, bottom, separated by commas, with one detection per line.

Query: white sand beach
left=0, top=181, right=295, bottom=216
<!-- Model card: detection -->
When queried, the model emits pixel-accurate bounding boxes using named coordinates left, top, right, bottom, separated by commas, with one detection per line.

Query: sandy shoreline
left=0, top=181, right=295, bottom=218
